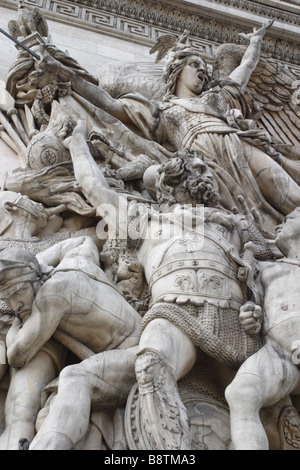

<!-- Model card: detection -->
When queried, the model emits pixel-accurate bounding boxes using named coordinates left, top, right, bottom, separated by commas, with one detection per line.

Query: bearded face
left=179, top=159, right=220, bottom=206
left=156, top=150, right=220, bottom=209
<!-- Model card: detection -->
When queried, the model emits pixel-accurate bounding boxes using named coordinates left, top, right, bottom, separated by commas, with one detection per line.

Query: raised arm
left=68, top=121, right=120, bottom=207
left=67, top=121, right=128, bottom=239
left=229, top=20, right=274, bottom=89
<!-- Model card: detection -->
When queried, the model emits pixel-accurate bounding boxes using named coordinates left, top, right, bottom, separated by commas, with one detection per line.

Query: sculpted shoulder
left=34, top=275, right=72, bottom=307
left=260, top=260, right=300, bottom=289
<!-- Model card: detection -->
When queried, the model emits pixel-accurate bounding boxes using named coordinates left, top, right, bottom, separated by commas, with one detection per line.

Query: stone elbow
left=7, top=351, right=27, bottom=369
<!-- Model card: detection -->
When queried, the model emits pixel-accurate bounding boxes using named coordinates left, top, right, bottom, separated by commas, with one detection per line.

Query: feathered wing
left=247, top=54, right=300, bottom=147
left=149, top=34, right=176, bottom=62
left=213, top=43, right=300, bottom=147
left=31, top=8, right=49, bottom=37
left=241, top=52, right=300, bottom=189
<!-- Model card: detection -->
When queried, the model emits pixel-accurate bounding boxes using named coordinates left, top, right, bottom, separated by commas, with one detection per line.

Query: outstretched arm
left=36, top=236, right=99, bottom=268
left=35, top=47, right=128, bottom=122
left=229, top=20, right=274, bottom=89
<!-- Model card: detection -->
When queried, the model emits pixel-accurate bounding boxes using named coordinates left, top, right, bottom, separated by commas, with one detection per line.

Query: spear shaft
left=0, top=27, right=40, bottom=60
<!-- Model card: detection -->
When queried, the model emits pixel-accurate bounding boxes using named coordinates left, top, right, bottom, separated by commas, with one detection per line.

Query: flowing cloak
left=120, top=80, right=300, bottom=235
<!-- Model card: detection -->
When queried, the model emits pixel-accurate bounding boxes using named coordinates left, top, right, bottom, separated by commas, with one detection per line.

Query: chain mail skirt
left=141, top=301, right=262, bottom=370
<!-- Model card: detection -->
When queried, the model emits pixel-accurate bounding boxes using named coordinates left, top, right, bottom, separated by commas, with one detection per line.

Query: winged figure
left=3, top=9, right=300, bottom=451
left=211, top=42, right=300, bottom=194
left=99, top=31, right=300, bottom=154
left=93, top=25, right=300, bottom=236
left=5, top=17, right=300, bottom=236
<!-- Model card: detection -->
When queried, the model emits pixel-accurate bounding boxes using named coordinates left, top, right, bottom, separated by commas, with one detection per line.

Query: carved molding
left=63, top=0, right=300, bottom=27
left=2, top=0, right=300, bottom=69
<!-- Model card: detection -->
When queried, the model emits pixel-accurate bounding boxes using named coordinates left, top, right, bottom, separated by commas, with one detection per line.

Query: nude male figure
left=225, top=207, right=300, bottom=450
left=0, top=191, right=66, bottom=449
left=0, top=236, right=141, bottom=449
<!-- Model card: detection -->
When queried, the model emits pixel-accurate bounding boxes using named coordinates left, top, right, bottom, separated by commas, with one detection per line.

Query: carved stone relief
left=1, top=1, right=300, bottom=453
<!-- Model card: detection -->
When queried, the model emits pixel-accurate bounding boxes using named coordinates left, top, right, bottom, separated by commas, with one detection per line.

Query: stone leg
left=135, top=319, right=197, bottom=450
left=30, top=347, right=137, bottom=450
left=0, top=350, right=57, bottom=450
left=243, top=142, right=300, bottom=215
left=225, top=343, right=299, bottom=450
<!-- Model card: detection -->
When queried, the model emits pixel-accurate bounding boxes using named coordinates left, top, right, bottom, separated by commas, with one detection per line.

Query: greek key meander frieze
left=3, top=0, right=300, bottom=68
left=64, top=0, right=300, bottom=27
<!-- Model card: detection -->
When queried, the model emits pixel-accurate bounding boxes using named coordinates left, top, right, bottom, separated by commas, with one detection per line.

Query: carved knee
left=225, top=380, right=241, bottom=408
left=225, top=375, right=261, bottom=410
left=58, top=363, right=86, bottom=384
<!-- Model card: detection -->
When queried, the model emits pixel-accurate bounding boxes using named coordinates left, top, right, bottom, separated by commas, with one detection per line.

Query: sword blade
left=0, top=27, right=40, bottom=60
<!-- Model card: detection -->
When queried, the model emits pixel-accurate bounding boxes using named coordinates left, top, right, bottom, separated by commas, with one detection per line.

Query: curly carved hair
left=155, top=148, right=220, bottom=209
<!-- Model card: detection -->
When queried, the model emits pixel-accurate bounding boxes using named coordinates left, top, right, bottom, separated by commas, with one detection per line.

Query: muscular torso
left=35, top=259, right=141, bottom=353
left=261, top=260, right=300, bottom=349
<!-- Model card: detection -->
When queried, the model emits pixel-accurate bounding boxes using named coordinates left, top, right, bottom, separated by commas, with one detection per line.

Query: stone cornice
left=71, top=0, right=300, bottom=26
left=1, top=0, right=300, bottom=70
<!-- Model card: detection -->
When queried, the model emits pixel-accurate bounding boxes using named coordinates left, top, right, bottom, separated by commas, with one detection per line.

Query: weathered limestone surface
left=0, top=0, right=300, bottom=452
